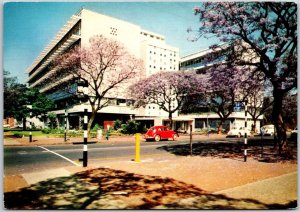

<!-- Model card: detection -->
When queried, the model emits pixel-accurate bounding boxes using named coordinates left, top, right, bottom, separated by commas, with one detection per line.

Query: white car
left=260, top=125, right=275, bottom=136
left=227, top=127, right=251, bottom=137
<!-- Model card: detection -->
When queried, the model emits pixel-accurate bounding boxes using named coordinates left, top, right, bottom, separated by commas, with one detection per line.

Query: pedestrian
left=106, top=126, right=111, bottom=140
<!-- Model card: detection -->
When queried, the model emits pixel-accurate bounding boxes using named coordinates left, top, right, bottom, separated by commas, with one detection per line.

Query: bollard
left=135, top=133, right=141, bottom=162
left=29, top=131, right=32, bottom=142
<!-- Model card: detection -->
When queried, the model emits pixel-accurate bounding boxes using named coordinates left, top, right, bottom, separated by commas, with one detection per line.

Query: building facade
left=27, top=9, right=179, bottom=129
left=179, top=44, right=263, bottom=132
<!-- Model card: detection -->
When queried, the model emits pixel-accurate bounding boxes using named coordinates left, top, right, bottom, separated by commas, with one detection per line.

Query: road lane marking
left=17, top=151, right=28, bottom=155
left=42, top=144, right=168, bottom=153
left=38, top=146, right=81, bottom=167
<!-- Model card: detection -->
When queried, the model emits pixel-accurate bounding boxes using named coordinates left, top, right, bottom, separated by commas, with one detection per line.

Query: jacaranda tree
left=193, top=2, right=297, bottom=154
left=203, top=65, right=261, bottom=133
left=53, top=35, right=143, bottom=133
left=129, top=71, right=203, bottom=128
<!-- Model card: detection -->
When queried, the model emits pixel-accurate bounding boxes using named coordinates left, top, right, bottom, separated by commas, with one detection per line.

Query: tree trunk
left=217, top=120, right=224, bottom=134
left=22, top=117, right=27, bottom=131
left=168, top=112, right=173, bottom=129
left=253, top=118, right=257, bottom=133
left=272, top=89, right=288, bottom=156
left=87, top=111, right=96, bottom=135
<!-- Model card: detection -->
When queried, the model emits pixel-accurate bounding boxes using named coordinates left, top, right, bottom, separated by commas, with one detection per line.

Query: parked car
left=260, top=125, right=275, bottom=136
left=227, top=127, right=251, bottom=137
left=290, top=127, right=297, bottom=141
left=144, top=126, right=178, bottom=141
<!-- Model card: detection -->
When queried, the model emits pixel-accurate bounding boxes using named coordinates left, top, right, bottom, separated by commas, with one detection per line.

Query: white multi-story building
left=27, top=9, right=179, bottom=129
left=179, top=44, right=264, bottom=132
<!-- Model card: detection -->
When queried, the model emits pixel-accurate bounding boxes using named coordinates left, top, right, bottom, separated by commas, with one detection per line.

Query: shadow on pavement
left=158, top=139, right=297, bottom=163
left=4, top=168, right=296, bottom=209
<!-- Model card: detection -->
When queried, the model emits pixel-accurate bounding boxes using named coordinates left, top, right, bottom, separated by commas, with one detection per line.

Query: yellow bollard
left=135, top=133, right=141, bottom=162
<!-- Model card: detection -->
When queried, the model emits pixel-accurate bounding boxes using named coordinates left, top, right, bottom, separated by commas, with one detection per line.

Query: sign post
left=83, top=109, right=88, bottom=167
left=234, top=101, right=248, bottom=162
left=190, top=125, right=193, bottom=156
left=64, top=109, right=68, bottom=142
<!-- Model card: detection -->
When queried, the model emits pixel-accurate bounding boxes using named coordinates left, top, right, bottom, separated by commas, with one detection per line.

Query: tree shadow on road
left=158, top=139, right=297, bottom=163
left=4, top=168, right=296, bottom=209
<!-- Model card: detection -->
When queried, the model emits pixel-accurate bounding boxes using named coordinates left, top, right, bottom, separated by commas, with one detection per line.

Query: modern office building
left=27, top=9, right=179, bottom=129
left=179, top=44, right=263, bottom=132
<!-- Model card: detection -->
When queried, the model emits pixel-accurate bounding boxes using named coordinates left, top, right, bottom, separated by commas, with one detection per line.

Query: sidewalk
left=4, top=156, right=297, bottom=209
left=214, top=171, right=297, bottom=205
left=3, top=133, right=227, bottom=146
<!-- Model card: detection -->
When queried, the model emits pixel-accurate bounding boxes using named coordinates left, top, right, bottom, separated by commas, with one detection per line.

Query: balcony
left=28, top=34, right=81, bottom=87
left=40, top=74, right=74, bottom=93
left=27, top=15, right=81, bottom=77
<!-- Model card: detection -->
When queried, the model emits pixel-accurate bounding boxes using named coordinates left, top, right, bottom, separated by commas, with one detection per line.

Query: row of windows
left=180, top=49, right=230, bottom=68
left=141, top=32, right=164, bottom=41
left=149, top=51, right=177, bottom=57
left=149, top=57, right=176, bottom=62
left=106, top=98, right=134, bottom=106
left=148, top=105, right=175, bottom=110
left=149, top=65, right=177, bottom=70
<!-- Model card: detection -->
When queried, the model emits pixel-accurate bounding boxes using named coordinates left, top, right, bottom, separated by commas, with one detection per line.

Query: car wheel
left=154, top=135, right=161, bottom=142
left=172, top=134, right=178, bottom=141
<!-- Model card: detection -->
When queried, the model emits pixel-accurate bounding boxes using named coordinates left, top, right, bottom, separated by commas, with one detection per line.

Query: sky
left=4, top=2, right=220, bottom=84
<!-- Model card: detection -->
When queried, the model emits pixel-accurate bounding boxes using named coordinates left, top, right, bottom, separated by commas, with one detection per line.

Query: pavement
left=3, top=135, right=298, bottom=209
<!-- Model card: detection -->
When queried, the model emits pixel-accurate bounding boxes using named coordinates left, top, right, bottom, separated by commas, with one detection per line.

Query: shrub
left=47, top=112, right=58, bottom=129
left=114, top=119, right=122, bottom=130
left=92, top=124, right=103, bottom=132
left=13, top=132, right=24, bottom=138
left=120, top=120, right=140, bottom=134
left=42, top=128, right=51, bottom=134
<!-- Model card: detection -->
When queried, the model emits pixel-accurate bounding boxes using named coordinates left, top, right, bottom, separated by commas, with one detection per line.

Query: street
left=4, top=135, right=277, bottom=176
left=4, top=139, right=190, bottom=175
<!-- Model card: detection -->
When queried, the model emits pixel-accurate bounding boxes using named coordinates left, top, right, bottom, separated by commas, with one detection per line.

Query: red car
left=144, top=126, right=179, bottom=141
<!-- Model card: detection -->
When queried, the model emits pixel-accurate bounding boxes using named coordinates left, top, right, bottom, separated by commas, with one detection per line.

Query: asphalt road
left=4, top=136, right=276, bottom=176
left=4, top=140, right=187, bottom=175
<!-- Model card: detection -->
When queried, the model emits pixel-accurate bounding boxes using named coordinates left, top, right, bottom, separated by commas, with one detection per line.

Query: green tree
left=4, top=71, right=55, bottom=130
